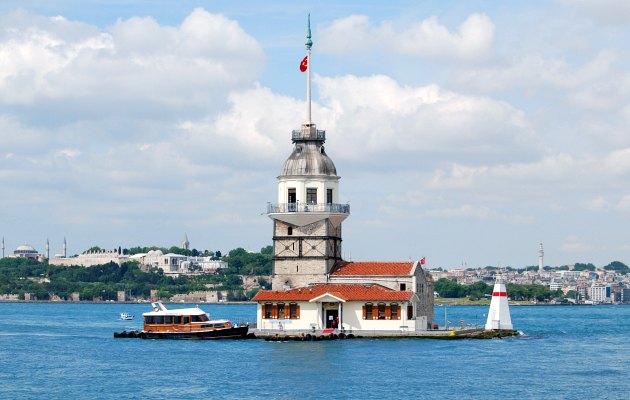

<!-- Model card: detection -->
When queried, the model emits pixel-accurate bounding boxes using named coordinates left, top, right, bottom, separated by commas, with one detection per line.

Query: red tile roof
left=252, top=283, right=413, bottom=302
left=331, top=261, right=415, bottom=276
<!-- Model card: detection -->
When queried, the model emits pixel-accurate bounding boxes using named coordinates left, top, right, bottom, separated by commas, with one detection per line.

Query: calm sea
left=1, top=302, right=628, bottom=399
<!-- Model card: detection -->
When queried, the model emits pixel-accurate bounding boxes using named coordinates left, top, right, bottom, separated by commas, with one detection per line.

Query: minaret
left=1, top=237, right=4, bottom=258
left=485, top=275, right=513, bottom=330
left=63, top=237, right=67, bottom=258
left=182, top=233, right=190, bottom=251
left=538, top=243, right=544, bottom=273
left=267, top=16, right=350, bottom=290
left=45, top=239, right=50, bottom=260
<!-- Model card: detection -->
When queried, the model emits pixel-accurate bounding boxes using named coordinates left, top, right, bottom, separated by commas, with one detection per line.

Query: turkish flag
left=300, top=56, right=308, bottom=72
left=420, top=257, right=426, bottom=265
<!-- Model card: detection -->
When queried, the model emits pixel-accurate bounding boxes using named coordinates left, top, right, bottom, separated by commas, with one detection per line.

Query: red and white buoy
left=485, top=275, right=513, bottom=330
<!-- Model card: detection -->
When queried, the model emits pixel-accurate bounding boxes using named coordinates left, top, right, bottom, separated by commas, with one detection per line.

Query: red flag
left=300, top=56, right=308, bottom=72
left=420, top=257, right=426, bottom=265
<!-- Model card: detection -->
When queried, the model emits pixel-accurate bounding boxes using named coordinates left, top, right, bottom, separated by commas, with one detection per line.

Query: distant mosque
left=252, top=17, right=434, bottom=332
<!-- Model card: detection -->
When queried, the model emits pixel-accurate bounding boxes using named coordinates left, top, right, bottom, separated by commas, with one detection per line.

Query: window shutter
left=296, top=304, right=300, bottom=319
left=362, top=305, right=366, bottom=320
left=386, top=305, right=391, bottom=320
left=272, top=304, right=278, bottom=319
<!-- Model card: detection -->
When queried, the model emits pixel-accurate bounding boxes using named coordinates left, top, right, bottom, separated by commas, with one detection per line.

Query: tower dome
left=280, top=141, right=338, bottom=177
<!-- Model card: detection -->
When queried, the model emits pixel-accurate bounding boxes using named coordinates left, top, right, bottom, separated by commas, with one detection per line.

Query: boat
left=120, top=312, right=134, bottom=320
left=115, top=302, right=248, bottom=340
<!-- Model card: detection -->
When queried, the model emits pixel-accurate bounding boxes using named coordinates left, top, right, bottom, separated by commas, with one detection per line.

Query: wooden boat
left=115, top=302, right=248, bottom=340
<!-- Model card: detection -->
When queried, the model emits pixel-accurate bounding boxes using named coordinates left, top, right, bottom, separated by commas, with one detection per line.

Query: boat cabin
left=143, top=302, right=232, bottom=333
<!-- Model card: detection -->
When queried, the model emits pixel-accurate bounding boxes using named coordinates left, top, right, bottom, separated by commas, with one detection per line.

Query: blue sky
left=1, top=1, right=629, bottom=268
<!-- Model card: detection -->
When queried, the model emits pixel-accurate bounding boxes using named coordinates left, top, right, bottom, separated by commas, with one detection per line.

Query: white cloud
left=0, top=8, right=263, bottom=108
left=315, top=74, right=532, bottom=160
left=319, top=13, right=494, bottom=61
left=559, top=0, right=630, bottom=25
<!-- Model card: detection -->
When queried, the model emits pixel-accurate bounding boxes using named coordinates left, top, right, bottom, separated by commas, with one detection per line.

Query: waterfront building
left=252, top=17, right=434, bottom=332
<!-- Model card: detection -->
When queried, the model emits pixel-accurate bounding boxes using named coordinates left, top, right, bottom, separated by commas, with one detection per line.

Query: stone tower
left=267, top=16, right=350, bottom=290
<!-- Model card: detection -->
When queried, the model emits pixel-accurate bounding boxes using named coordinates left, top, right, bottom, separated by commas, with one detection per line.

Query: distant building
left=11, top=244, right=43, bottom=261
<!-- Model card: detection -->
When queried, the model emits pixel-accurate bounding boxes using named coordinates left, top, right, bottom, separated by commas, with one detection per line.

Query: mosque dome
left=280, top=142, right=338, bottom=177
left=15, top=244, right=37, bottom=253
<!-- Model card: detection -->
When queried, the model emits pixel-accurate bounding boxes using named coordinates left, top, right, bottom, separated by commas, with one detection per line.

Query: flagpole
left=306, top=14, right=312, bottom=125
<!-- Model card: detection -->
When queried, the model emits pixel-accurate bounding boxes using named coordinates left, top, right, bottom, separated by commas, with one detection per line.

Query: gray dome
left=280, top=142, right=338, bottom=177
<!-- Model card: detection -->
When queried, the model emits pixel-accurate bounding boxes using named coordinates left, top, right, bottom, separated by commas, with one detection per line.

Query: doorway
left=325, top=309, right=339, bottom=329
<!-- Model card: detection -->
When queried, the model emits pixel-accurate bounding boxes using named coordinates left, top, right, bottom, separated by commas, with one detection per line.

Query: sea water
left=0, top=302, right=628, bottom=399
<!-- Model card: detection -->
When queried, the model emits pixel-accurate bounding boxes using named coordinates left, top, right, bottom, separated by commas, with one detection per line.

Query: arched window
left=391, top=304, right=399, bottom=320
left=378, top=303, right=386, bottom=319
left=264, top=303, right=273, bottom=319
left=363, top=303, right=373, bottom=319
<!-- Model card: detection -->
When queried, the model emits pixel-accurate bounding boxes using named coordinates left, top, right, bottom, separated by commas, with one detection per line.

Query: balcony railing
left=267, top=202, right=350, bottom=214
left=292, top=129, right=326, bottom=142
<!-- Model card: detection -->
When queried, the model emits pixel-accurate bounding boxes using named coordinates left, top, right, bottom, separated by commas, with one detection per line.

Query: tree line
left=433, top=278, right=563, bottom=302
left=0, top=245, right=272, bottom=301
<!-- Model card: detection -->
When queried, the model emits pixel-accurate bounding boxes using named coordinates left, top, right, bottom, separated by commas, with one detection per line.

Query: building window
left=288, top=227, right=293, bottom=235
left=378, top=303, right=386, bottom=319
left=263, top=303, right=300, bottom=319
left=327, top=189, right=333, bottom=204
left=407, top=305, right=414, bottom=319
left=391, top=304, right=399, bottom=320
left=400, top=283, right=406, bottom=291
left=307, top=188, right=317, bottom=204
left=264, top=303, right=273, bottom=319
left=364, top=303, right=373, bottom=319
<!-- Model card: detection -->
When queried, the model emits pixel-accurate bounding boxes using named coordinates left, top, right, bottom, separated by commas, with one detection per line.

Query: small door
left=325, top=309, right=339, bottom=329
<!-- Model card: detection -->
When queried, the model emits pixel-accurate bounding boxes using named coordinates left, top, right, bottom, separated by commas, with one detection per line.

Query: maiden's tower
left=253, top=17, right=434, bottom=333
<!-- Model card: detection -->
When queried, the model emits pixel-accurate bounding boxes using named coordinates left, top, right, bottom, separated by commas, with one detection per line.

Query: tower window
left=307, top=188, right=317, bottom=204
left=288, top=227, right=293, bottom=235
left=327, top=189, right=333, bottom=204
left=400, top=283, right=406, bottom=291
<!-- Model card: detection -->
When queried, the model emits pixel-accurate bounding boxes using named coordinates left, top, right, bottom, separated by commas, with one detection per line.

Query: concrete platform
left=251, top=328, right=520, bottom=341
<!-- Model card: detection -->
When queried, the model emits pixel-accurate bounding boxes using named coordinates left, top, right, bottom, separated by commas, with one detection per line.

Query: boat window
left=173, top=316, right=181, bottom=324
left=183, top=316, right=190, bottom=324
left=145, top=316, right=155, bottom=324
left=165, top=316, right=173, bottom=324
left=278, top=303, right=285, bottom=319
left=200, top=314, right=209, bottom=322
left=156, top=316, right=164, bottom=324
left=191, top=315, right=200, bottom=322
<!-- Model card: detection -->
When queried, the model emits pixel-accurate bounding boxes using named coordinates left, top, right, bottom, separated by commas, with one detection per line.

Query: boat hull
left=138, top=325, right=249, bottom=340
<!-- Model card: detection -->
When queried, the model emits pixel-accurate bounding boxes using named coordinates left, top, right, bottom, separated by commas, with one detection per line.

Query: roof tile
left=331, top=261, right=415, bottom=276
left=252, top=283, right=413, bottom=302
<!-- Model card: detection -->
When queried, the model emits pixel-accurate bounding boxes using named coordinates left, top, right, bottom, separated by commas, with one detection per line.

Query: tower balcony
left=267, top=202, right=349, bottom=214
left=267, top=202, right=350, bottom=227
left=292, top=127, right=326, bottom=142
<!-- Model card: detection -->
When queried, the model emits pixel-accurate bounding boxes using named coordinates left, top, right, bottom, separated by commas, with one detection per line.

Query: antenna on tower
left=305, top=14, right=312, bottom=125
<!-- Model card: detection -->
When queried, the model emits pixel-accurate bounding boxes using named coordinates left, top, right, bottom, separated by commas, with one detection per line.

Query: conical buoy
left=485, top=275, right=513, bottom=330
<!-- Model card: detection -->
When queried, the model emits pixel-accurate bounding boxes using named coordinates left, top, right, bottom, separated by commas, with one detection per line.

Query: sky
left=1, top=0, right=629, bottom=269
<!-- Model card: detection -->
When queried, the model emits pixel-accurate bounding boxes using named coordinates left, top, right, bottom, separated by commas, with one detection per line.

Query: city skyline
left=1, top=1, right=629, bottom=268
